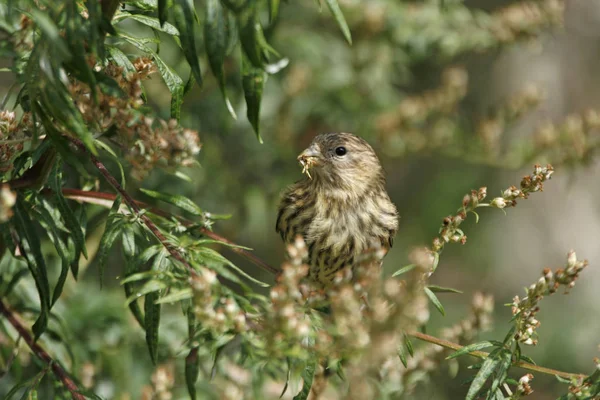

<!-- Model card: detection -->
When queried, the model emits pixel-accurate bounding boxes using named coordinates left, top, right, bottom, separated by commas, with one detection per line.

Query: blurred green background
left=1, top=0, right=599, bottom=398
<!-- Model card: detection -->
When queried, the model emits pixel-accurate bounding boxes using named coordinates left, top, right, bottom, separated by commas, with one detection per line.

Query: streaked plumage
left=276, top=132, right=399, bottom=286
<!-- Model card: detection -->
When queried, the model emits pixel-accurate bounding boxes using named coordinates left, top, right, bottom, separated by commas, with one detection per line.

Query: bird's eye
left=334, top=146, right=347, bottom=156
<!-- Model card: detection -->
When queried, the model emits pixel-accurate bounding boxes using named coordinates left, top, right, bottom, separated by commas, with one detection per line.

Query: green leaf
left=398, top=344, right=408, bottom=368
left=126, top=280, right=167, bottom=304
left=158, top=0, right=168, bottom=27
left=268, top=0, right=280, bottom=22
left=466, top=356, right=500, bottom=400
left=13, top=201, right=50, bottom=339
left=145, top=291, right=161, bottom=364
left=49, top=162, right=88, bottom=261
left=487, top=350, right=512, bottom=396
left=195, top=247, right=268, bottom=287
left=140, top=188, right=203, bottom=215
left=404, top=333, right=414, bottom=357
left=114, top=12, right=180, bottom=35
left=237, top=7, right=263, bottom=68
left=426, top=285, right=463, bottom=294
left=97, top=196, right=124, bottom=287
left=122, top=225, right=145, bottom=328
left=446, top=341, right=495, bottom=360
left=241, top=54, right=266, bottom=143
left=293, top=361, right=316, bottom=400
left=205, top=0, right=236, bottom=119
left=185, top=347, right=199, bottom=400
left=392, top=263, right=416, bottom=277
left=3, top=269, right=30, bottom=297
left=30, top=10, right=71, bottom=60
left=107, top=46, right=137, bottom=74
left=151, top=51, right=185, bottom=120
left=424, top=286, right=445, bottom=316
left=33, top=200, right=71, bottom=306
left=155, top=288, right=193, bottom=304
left=173, top=0, right=203, bottom=87
left=4, top=365, right=50, bottom=400
left=324, top=0, right=352, bottom=44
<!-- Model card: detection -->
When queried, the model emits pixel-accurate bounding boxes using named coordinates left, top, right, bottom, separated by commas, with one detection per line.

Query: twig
left=0, top=300, right=86, bottom=400
left=67, top=138, right=199, bottom=277
left=55, top=188, right=279, bottom=276
left=407, top=331, right=584, bottom=380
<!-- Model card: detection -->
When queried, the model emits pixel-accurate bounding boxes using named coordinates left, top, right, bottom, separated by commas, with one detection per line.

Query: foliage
left=0, top=0, right=598, bottom=399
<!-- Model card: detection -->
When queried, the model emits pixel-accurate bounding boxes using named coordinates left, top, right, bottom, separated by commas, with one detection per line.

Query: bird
left=276, top=132, right=399, bottom=287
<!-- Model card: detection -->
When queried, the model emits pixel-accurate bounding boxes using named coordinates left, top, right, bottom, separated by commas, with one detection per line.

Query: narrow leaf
left=293, top=361, right=316, bottom=400
left=150, top=51, right=185, bottom=120
left=268, top=0, right=280, bottom=22
left=424, top=286, right=445, bottom=316
left=466, top=357, right=500, bottom=400
left=155, top=288, right=193, bottom=304
left=446, top=341, right=495, bottom=360
left=196, top=247, right=268, bottom=287
left=49, top=162, right=88, bottom=260
left=114, top=12, right=180, bottom=35
left=33, top=201, right=71, bottom=306
left=97, top=196, right=124, bottom=287
left=241, top=54, right=265, bottom=143
left=392, top=263, right=416, bottom=277
left=427, top=285, right=463, bottom=294
left=122, top=225, right=145, bottom=328
left=173, top=0, right=203, bottom=86
left=107, top=46, right=137, bottom=74
left=324, top=0, right=352, bottom=44
left=140, top=188, right=202, bottom=215
left=185, top=347, right=199, bottom=400
left=205, top=0, right=236, bottom=118
left=13, top=201, right=50, bottom=339
left=145, top=291, right=161, bottom=364
left=237, top=7, right=263, bottom=68
left=158, top=0, right=168, bottom=27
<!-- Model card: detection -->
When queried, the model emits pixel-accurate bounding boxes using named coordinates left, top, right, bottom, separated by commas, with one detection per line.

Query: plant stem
left=0, top=300, right=86, bottom=400
left=67, top=138, right=200, bottom=278
left=53, top=188, right=279, bottom=275
left=407, top=331, right=584, bottom=380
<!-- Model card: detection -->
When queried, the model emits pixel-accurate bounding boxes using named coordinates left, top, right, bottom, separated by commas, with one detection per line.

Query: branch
left=407, top=331, right=584, bottom=380
left=68, top=138, right=201, bottom=278
left=0, top=300, right=86, bottom=400
left=57, top=188, right=279, bottom=275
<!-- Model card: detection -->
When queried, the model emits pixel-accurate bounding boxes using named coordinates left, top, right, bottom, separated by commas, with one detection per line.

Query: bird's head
left=297, top=132, right=385, bottom=193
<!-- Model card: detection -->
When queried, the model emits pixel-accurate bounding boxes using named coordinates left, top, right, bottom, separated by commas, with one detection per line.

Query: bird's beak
left=297, top=145, right=321, bottom=179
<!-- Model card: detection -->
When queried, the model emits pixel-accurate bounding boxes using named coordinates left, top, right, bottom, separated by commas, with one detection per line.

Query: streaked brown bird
left=276, top=132, right=399, bottom=286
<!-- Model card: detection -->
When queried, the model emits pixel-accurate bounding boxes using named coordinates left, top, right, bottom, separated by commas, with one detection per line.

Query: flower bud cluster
left=397, top=292, right=494, bottom=394
left=262, top=237, right=312, bottom=356
left=141, top=364, right=174, bottom=400
left=212, top=362, right=252, bottom=400
left=68, top=58, right=201, bottom=180
left=376, top=67, right=468, bottom=143
left=433, top=187, right=487, bottom=251
left=191, top=268, right=247, bottom=334
left=533, top=109, right=600, bottom=166
left=515, top=373, right=534, bottom=397
left=0, top=184, right=17, bottom=223
left=477, top=85, right=544, bottom=152
left=433, top=164, right=553, bottom=254
left=511, top=251, right=588, bottom=345
left=567, top=358, right=600, bottom=398
left=491, top=0, right=564, bottom=43
left=0, top=111, right=34, bottom=173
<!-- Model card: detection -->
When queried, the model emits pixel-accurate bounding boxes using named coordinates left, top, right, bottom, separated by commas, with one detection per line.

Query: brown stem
left=407, top=331, right=584, bottom=380
left=66, top=138, right=199, bottom=278
left=0, top=300, right=86, bottom=400
left=56, top=188, right=279, bottom=276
